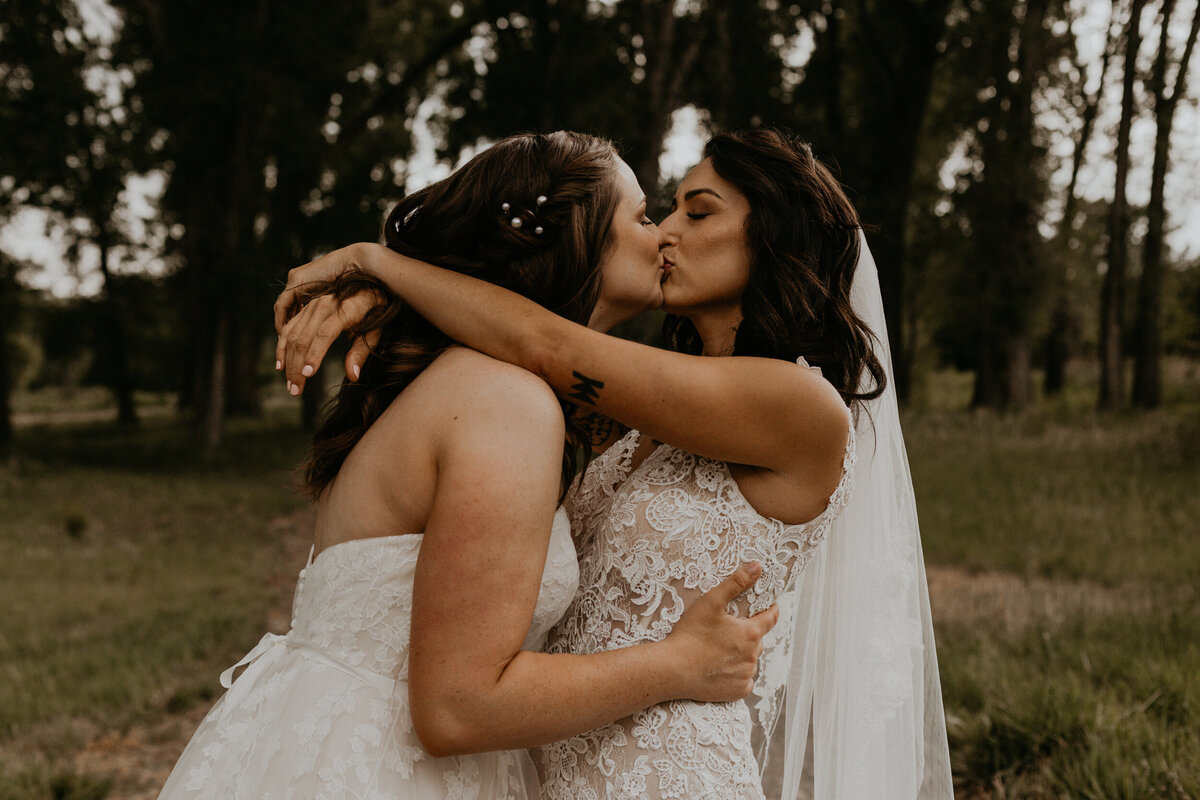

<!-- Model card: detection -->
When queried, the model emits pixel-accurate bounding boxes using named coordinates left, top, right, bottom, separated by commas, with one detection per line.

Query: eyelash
left=687, top=213, right=709, bottom=220
left=641, top=217, right=653, bottom=226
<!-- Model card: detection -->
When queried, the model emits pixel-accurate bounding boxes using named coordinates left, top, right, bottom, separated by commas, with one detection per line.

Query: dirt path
left=70, top=507, right=316, bottom=799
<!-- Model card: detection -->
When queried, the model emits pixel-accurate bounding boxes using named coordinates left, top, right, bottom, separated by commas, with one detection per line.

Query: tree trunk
left=196, top=310, right=229, bottom=456
left=971, top=342, right=1006, bottom=409
left=1099, top=0, right=1148, bottom=411
left=0, top=256, right=14, bottom=452
left=96, top=222, right=138, bottom=427
left=1133, top=1, right=1199, bottom=407
left=226, top=319, right=264, bottom=418
left=1043, top=300, right=1070, bottom=395
left=1047, top=3, right=1117, bottom=395
left=851, top=0, right=953, bottom=403
left=1007, top=334, right=1035, bottom=410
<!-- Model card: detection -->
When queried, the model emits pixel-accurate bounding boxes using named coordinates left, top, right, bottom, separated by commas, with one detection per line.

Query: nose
left=657, top=211, right=680, bottom=248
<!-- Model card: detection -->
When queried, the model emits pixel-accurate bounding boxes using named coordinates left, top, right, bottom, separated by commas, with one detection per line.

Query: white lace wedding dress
left=159, top=507, right=579, bottom=800
left=535, top=388, right=855, bottom=800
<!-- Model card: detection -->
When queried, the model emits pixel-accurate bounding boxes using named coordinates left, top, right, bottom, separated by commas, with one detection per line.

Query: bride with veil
left=279, top=128, right=953, bottom=799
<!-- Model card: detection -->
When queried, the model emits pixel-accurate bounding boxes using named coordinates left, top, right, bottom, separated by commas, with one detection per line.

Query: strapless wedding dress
left=159, top=507, right=579, bottom=800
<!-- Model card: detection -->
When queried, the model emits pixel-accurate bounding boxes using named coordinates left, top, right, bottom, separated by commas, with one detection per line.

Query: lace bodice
left=536, top=392, right=855, bottom=799
left=160, top=507, right=579, bottom=799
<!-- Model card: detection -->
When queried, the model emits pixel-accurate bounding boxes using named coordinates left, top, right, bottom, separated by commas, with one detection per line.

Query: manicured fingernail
left=275, top=360, right=282, bottom=371
left=301, top=364, right=314, bottom=377
left=289, top=382, right=300, bottom=396
left=748, top=562, right=761, bottom=574
left=352, top=365, right=360, bottom=380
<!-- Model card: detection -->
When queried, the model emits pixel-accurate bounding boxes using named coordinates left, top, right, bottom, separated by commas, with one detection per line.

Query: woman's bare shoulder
left=411, top=346, right=565, bottom=435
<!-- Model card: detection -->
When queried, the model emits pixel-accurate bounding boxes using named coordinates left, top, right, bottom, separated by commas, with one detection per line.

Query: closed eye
left=687, top=212, right=709, bottom=220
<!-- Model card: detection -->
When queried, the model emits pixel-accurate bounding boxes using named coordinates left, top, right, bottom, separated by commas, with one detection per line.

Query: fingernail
left=275, top=360, right=282, bottom=371
left=289, top=382, right=300, bottom=396
left=748, top=562, right=761, bottom=574
left=352, top=365, right=360, bottom=380
left=302, top=365, right=314, bottom=377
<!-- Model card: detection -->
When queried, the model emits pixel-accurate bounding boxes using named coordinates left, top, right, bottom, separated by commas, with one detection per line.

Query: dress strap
left=796, top=356, right=823, bottom=377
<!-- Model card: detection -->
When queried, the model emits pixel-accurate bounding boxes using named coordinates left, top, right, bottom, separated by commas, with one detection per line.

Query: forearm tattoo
left=567, top=370, right=604, bottom=406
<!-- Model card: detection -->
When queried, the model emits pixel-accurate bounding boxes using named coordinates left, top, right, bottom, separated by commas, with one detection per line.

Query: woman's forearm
left=414, top=639, right=686, bottom=757
left=354, top=242, right=563, bottom=379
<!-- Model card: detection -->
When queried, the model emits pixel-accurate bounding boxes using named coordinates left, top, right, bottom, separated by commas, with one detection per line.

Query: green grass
left=903, top=361, right=1200, bottom=798
left=2, top=367, right=1199, bottom=798
left=0, top=409, right=312, bottom=795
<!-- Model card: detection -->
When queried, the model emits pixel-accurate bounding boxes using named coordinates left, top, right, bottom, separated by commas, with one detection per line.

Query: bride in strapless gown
left=159, top=508, right=580, bottom=799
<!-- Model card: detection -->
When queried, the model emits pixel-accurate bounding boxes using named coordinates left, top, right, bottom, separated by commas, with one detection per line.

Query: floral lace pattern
left=160, top=508, right=579, bottom=799
left=536, top=386, right=855, bottom=799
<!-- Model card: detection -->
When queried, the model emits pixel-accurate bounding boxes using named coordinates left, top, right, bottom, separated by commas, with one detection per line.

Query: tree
left=1100, top=0, right=1150, bottom=411
left=1045, top=1, right=1119, bottom=396
left=1132, top=0, right=1200, bottom=407
left=0, top=0, right=91, bottom=448
left=109, top=0, right=428, bottom=452
left=793, top=0, right=955, bottom=401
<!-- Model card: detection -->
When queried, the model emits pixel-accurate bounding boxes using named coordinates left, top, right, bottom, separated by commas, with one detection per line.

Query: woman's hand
left=664, top=563, right=780, bottom=702
left=273, top=243, right=392, bottom=394
left=273, top=242, right=380, bottom=332
left=275, top=290, right=379, bottom=395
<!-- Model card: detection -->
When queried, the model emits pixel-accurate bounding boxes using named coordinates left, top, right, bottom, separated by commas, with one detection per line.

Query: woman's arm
left=407, top=358, right=775, bottom=757
left=275, top=243, right=848, bottom=474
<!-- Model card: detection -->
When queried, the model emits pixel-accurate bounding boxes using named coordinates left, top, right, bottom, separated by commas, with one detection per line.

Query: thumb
left=706, top=562, right=762, bottom=607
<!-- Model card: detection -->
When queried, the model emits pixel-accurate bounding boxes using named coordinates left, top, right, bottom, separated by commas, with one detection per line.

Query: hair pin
left=501, top=202, right=511, bottom=212
left=536, top=195, right=548, bottom=206
left=511, top=216, right=523, bottom=229
left=534, top=226, right=544, bottom=235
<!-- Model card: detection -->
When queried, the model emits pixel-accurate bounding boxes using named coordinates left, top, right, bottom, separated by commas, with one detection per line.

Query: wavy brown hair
left=664, top=129, right=885, bottom=411
left=301, top=131, right=622, bottom=498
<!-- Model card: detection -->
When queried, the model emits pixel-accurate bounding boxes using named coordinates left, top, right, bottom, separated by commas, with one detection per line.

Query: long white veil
left=761, top=230, right=953, bottom=799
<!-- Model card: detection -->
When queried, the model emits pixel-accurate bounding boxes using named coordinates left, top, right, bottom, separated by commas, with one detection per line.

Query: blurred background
left=1, top=0, right=1198, bottom=798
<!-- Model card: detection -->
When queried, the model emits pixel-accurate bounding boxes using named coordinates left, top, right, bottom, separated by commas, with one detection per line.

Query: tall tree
left=948, top=0, right=1062, bottom=409
left=0, top=0, right=90, bottom=448
left=48, top=29, right=156, bottom=427
left=799, top=0, right=954, bottom=401
left=1100, top=0, right=1150, bottom=411
left=1132, top=0, right=1199, bottom=407
left=441, top=0, right=708, bottom=197
left=110, top=0, right=437, bottom=452
left=1045, top=2, right=1119, bottom=396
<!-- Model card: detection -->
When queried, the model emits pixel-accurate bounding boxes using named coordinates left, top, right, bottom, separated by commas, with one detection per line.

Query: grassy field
left=1, top=367, right=1198, bottom=799
left=0, top=403, right=313, bottom=799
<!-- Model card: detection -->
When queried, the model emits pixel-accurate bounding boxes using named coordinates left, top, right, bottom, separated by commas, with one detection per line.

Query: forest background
left=1, top=0, right=1199, bottom=798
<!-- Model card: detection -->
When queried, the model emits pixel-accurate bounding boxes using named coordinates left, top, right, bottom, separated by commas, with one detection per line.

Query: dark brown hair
left=302, top=131, right=622, bottom=498
left=664, top=128, right=885, bottom=410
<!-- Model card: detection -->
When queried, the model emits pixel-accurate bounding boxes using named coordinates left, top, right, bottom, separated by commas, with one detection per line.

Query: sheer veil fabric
left=763, top=231, right=953, bottom=799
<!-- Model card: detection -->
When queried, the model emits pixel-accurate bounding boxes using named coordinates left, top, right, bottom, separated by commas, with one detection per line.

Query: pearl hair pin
left=511, top=217, right=523, bottom=228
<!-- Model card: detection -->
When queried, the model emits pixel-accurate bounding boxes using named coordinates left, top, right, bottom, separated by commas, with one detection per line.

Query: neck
left=586, top=302, right=620, bottom=333
left=689, top=305, right=742, bottom=357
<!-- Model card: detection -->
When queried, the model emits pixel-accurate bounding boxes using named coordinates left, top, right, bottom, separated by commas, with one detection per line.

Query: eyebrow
left=683, top=188, right=723, bottom=202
